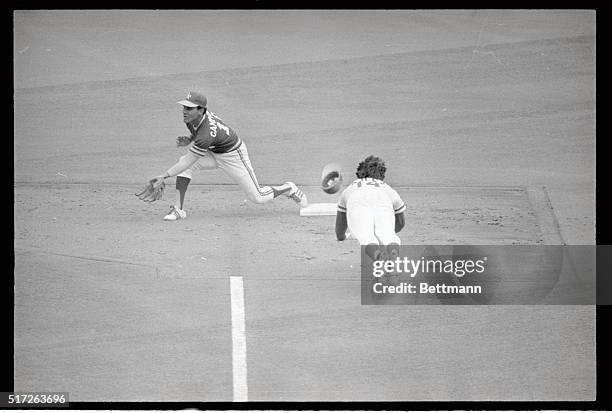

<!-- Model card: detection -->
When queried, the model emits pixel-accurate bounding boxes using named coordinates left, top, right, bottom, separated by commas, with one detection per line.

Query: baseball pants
left=347, top=204, right=401, bottom=246
left=177, top=141, right=275, bottom=204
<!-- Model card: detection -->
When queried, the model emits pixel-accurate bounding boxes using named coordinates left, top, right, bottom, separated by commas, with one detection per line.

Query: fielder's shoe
left=286, top=182, right=308, bottom=208
left=163, top=205, right=187, bottom=221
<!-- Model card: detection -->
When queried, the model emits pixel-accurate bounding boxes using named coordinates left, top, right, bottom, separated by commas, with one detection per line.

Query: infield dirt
left=14, top=10, right=595, bottom=402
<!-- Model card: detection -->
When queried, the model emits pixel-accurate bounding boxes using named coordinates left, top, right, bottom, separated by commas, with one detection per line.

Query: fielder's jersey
left=337, top=178, right=406, bottom=214
left=188, top=110, right=241, bottom=156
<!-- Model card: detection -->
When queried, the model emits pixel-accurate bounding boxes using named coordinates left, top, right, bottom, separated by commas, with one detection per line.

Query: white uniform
left=337, top=178, right=406, bottom=245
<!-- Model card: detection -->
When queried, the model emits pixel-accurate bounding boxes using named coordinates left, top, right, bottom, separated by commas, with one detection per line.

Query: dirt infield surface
left=13, top=10, right=595, bottom=402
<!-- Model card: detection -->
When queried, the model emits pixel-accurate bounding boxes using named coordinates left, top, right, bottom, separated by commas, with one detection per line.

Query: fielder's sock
left=176, top=176, right=191, bottom=208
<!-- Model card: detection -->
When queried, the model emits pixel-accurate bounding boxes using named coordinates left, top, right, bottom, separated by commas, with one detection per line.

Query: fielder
left=335, top=155, right=405, bottom=261
left=144, top=91, right=307, bottom=220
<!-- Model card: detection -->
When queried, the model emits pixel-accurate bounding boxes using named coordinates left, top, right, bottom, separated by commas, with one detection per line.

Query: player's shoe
left=286, top=182, right=308, bottom=208
left=163, top=205, right=187, bottom=221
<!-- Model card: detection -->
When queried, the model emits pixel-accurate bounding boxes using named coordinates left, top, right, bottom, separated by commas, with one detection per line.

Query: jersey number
left=357, top=181, right=380, bottom=188
left=218, top=123, right=230, bottom=135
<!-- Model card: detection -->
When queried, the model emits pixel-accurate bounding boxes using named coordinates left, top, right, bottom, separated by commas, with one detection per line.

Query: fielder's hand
left=135, top=177, right=166, bottom=202
left=176, top=135, right=192, bottom=147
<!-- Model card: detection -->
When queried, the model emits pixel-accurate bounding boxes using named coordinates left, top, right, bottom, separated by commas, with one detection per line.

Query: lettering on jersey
left=207, top=112, right=231, bottom=138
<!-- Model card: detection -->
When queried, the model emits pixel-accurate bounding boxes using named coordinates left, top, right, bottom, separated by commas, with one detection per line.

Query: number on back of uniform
left=357, top=181, right=380, bottom=188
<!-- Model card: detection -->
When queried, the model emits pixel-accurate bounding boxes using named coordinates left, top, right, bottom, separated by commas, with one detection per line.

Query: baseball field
left=13, top=10, right=595, bottom=402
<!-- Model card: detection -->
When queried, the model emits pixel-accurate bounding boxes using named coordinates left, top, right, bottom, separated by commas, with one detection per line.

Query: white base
left=299, top=202, right=337, bottom=216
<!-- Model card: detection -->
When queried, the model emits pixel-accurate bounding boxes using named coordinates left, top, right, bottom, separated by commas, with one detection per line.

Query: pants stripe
left=237, top=147, right=273, bottom=196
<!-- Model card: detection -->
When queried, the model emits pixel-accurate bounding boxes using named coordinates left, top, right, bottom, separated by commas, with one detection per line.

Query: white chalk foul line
left=230, top=276, right=248, bottom=402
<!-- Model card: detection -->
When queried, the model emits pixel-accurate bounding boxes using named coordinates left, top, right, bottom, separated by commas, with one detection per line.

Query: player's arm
left=335, top=211, right=348, bottom=241
left=151, top=151, right=200, bottom=184
left=388, top=185, right=406, bottom=233
left=395, top=211, right=405, bottom=233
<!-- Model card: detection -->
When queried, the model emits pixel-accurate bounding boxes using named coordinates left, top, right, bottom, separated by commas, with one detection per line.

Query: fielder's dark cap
left=177, top=91, right=207, bottom=108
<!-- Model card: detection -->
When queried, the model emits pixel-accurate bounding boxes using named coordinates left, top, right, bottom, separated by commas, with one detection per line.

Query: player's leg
left=215, top=143, right=307, bottom=206
left=372, top=206, right=401, bottom=261
left=164, top=154, right=217, bottom=220
left=231, top=144, right=303, bottom=204
left=175, top=176, right=190, bottom=210
left=347, top=206, right=384, bottom=261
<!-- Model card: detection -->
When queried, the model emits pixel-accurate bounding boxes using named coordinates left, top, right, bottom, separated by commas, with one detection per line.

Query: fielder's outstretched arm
left=152, top=151, right=200, bottom=183
left=335, top=211, right=349, bottom=241
left=395, top=212, right=405, bottom=233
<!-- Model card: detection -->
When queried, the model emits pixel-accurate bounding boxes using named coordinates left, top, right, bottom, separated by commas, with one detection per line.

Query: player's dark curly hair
left=356, top=155, right=386, bottom=180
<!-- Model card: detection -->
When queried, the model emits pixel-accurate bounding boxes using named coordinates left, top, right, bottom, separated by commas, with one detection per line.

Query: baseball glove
left=135, top=178, right=166, bottom=202
left=321, top=170, right=343, bottom=194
